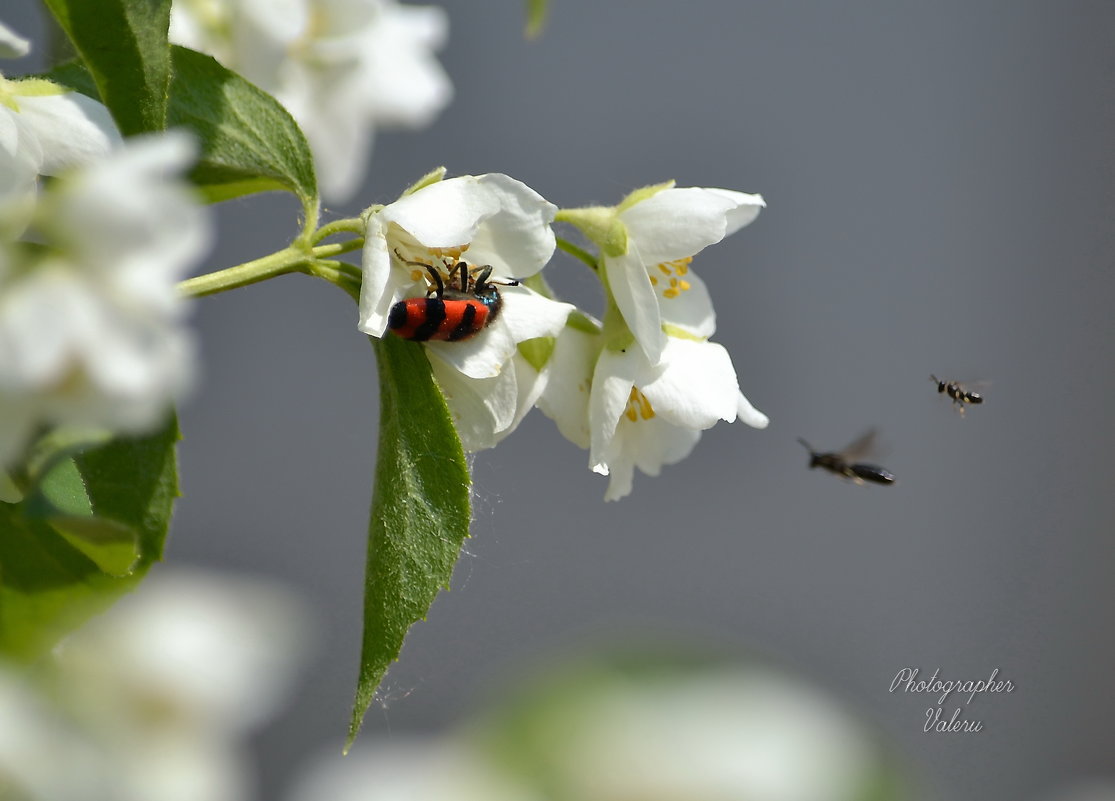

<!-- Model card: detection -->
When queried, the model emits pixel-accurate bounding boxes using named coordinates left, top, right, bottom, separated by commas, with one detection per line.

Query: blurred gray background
left=9, top=1, right=1115, bottom=799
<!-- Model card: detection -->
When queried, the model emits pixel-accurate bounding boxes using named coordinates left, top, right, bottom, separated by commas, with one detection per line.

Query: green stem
left=313, top=238, right=365, bottom=259
left=295, top=201, right=322, bottom=248
left=556, top=236, right=599, bottom=271
left=179, top=246, right=310, bottom=298
left=179, top=233, right=366, bottom=299
left=312, top=217, right=364, bottom=244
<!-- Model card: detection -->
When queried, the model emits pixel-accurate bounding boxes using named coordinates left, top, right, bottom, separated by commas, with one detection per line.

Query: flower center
left=624, top=387, right=655, bottom=422
left=396, top=245, right=470, bottom=285
left=648, top=257, right=693, bottom=299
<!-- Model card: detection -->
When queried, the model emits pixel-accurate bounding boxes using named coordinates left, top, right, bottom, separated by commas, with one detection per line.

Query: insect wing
left=837, top=428, right=880, bottom=462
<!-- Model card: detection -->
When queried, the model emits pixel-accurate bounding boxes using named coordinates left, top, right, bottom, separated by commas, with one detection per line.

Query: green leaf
left=0, top=418, right=179, bottom=661
left=31, top=455, right=140, bottom=577
left=347, top=337, right=471, bottom=751
left=167, top=46, right=318, bottom=211
left=43, top=48, right=319, bottom=213
left=43, top=0, right=171, bottom=135
left=525, top=0, right=549, bottom=38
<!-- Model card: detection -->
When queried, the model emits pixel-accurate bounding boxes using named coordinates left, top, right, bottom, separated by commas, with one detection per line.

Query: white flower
left=0, top=26, right=122, bottom=232
left=0, top=132, right=210, bottom=469
left=0, top=569, right=308, bottom=801
left=605, top=185, right=764, bottom=364
left=360, top=173, right=573, bottom=448
left=170, top=0, right=452, bottom=202
left=287, top=738, right=539, bottom=801
left=541, top=325, right=767, bottom=501
left=527, top=665, right=883, bottom=801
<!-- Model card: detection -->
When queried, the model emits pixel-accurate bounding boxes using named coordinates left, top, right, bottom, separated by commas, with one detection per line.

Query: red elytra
left=387, top=295, right=494, bottom=342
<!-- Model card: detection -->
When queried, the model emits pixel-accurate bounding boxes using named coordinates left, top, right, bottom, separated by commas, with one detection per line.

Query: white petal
left=0, top=133, right=39, bottom=236
left=58, top=569, right=308, bottom=733
left=278, top=63, right=373, bottom=203
left=630, top=417, right=702, bottom=477
left=423, top=318, right=516, bottom=380
left=618, top=187, right=741, bottom=264
left=52, top=132, right=209, bottom=302
left=496, top=286, right=574, bottom=341
left=606, top=252, right=666, bottom=364
left=382, top=176, right=501, bottom=248
left=431, top=352, right=547, bottom=452
left=598, top=409, right=701, bottom=502
left=639, top=339, right=739, bottom=430
left=15, top=91, right=122, bottom=175
left=465, top=174, right=557, bottom=279
left=706, top=188, right=766, bottom=237
left=736, top=390, right=769, bottom=429
left=0, top=266, right=95, bottom=388
left=429, top=353, right=519, bottom=452
left=0, top=21, right=30, bottom=58
left=537, top=324, right=601, bottom=450
left=236, top=0, right=307, bottom=47
left=358, top=215, right=396, bottom=336
left=602, top=447, right=635, bottom=501
left=359, top=5, right=452, bottom=127
left=588, top=347, right=640, bottom=473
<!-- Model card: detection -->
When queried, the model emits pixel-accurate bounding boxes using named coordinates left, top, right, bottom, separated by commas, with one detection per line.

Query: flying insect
left=930, top=375, right=984, bottom=416
left=797, top=430, right=896, bottom=485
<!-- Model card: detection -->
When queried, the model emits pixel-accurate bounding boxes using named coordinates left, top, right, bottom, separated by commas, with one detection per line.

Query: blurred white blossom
left=0, top=132, right=210, bottom=469
left=0, top=21, right=122, bottom=234
left=287, top=739, right=539, bottom=801
left=0, top=570, right=308, bottom=801
left=287, top=658, right=894, bottom=801
left=170, top=0, right=452, bottom=202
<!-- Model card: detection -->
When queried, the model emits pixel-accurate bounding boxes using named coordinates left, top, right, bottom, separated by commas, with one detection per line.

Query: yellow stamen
left=624, top=387, right=656, bottom=422
left=653, top=257, right=695, bottom=300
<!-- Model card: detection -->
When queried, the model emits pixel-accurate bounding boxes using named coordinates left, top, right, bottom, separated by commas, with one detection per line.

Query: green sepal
left=401, top=166, right=447, bottom=197
left=518, top=337, right=556, bottom=372
left=617, top=180, right=676, bottom=212
left=347, top=336, right=472, bottom=751
left=525, top=0, right=549, bottom=39
left=555, top=207, right=628, bottom=258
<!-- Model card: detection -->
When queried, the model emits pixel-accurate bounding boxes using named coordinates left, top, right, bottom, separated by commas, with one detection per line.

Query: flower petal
left=736, top=390, right=769, bottom=429
left=639, top=338, right=739, bottom=430
left=606, top=252, right=666, bottom=364
left=429, top=351, right=520, bottom=451
left=465, top=173, right=557, bottom=279
left=382, top=175, right=501, bottom=249
left=358, top=214, right=397, bottom=337
left=589, top=347, right=640, bottom=473
left=707, top=188, right=766, bottom=237
left=15, top=91, right=122, bottom=176
left=537, top=324, right=601, bottom=450
left=618, top=187, right=741, bottom=264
